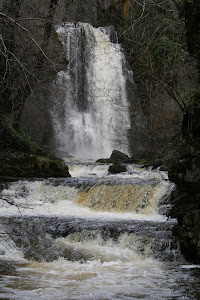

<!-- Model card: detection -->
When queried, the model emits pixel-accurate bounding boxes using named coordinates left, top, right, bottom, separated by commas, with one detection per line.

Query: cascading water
left=0, top=163, right=200, bottom=299
left=49, top=23, right=131, bottom=159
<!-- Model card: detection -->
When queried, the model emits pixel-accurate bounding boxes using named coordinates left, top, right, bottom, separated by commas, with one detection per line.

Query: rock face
left=169, top=155, right=200, bottom=263
left=61, top=0, right=128, bottom=26
left=169, top=156, right=200, bottom=190
left=174, top=210, right=200, bottom=263
left=167, top=0, right=200, bottom=263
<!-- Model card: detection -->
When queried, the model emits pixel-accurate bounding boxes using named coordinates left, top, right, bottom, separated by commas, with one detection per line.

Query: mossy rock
left=0, top=116, right=54, bottom=157
left=108, top=163, right=127, bottom=174
left=0, top=155, right=70, bottom=178
left=0, top=116, right=70, bottom=178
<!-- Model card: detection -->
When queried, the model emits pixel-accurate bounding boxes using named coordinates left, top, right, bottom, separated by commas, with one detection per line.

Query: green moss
left=0, top=116, right=70, bottom=178
left=137, top=160, right=147, bottom=165
left=0, top=155, right=70, bottom=178
left=0, top=116, right=55, bottom=157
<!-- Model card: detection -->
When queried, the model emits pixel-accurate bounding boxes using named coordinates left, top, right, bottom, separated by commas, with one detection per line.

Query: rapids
left=0, top=162, right=200, bottom=299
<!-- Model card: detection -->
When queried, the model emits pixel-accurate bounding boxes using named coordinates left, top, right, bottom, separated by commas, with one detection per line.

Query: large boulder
left=96, top=150, right=131, bottom=164
left=110, top=150, right=130, bottom=163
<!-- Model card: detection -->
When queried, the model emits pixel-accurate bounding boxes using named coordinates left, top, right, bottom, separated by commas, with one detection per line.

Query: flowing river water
left=0, top=162, right=200, bottom=299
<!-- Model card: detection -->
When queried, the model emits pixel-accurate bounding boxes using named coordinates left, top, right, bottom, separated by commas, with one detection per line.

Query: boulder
left=0, top=155, right=71, bottom=178
left=108, top=163, right=127, bottom=174
left=110, top=150, right=130, bottom=163
left=96, top=150, right=131, bottom=164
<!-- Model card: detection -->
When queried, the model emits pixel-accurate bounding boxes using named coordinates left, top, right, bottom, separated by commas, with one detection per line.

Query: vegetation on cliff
left=168, top=0, right=200, bottom=262
left=0, top=0, right=69, bottom=178
left=115, top=0, right=199, bottom=159
left=0, top=116, right=70, bottom=178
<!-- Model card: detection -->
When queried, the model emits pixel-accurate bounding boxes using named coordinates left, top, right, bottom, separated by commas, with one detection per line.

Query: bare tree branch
left=0, top=11, right=56, bottom=69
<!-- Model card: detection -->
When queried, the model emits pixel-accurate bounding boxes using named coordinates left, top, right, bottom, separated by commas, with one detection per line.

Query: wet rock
left=110, top=150, right=130, bottom=162
left=0, top=155, right=71, bottom=178
left=169, top=156, right=200, bottom=192
left=0, top=261, right=16, bottom=275
left=174, top=210, right=200, bottom=263
left=96, top=150, right=131, bottom=164
left=108, top=163, right=127, bottom=174
left=96, top=158, right=112, bottom=163
left=159, top=165, right=167, bottom=171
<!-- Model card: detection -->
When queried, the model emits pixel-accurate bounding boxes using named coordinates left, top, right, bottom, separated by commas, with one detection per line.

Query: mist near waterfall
left=49, top=23, right=132, bottom=159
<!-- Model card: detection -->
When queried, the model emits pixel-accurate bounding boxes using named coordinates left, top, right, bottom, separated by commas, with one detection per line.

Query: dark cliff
left=168, top=0, right=200, bottom=263
left=0, top=0, right=70, bottom=178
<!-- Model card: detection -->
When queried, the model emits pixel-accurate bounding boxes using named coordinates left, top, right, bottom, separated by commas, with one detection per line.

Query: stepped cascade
left=49, top=23, right=132, bottom=159
left=0, top=163, right=200, bottom=299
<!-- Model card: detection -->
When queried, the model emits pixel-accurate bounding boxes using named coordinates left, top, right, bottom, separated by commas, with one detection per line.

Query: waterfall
left=49, top=23, right=131, bottom=159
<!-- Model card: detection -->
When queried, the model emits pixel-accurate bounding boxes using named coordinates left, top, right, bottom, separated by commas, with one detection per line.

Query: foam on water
left=0, top=163, right=200, bottom=299
left=0, top=163, right=174, bottom=222
left=1, top=244, right=199, bottom=300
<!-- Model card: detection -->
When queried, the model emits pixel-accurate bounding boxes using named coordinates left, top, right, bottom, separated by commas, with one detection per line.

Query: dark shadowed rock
left=96, top=150, right=132, bottom=164
left=110, top=150, right=130, bottom=163
left=108, top=163, right=127, bottom=174
left=96, top=158, right=112, bottom=163
left=0, top=155, right=71, bottom=178
left=173, top=210, right=200, bottom=263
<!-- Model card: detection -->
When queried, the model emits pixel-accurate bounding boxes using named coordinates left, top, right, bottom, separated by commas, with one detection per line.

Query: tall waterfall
left=49, top=23, right=131, bottom=159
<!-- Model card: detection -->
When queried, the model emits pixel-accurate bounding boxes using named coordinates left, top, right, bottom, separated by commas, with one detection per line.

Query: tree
left=114, top=0, right=199, bottom=157
left=0, top=0, right=66, bottom=127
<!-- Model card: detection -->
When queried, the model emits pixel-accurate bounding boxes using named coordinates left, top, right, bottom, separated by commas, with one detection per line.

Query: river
left=0, top=162, right=200, bottom=299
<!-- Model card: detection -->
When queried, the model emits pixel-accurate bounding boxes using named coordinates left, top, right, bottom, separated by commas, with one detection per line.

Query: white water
left=0, top=164, right=173, bottom=221
left=0, top=163, right=200, bottom=299
left=49, top=23, right=131, bottom=159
